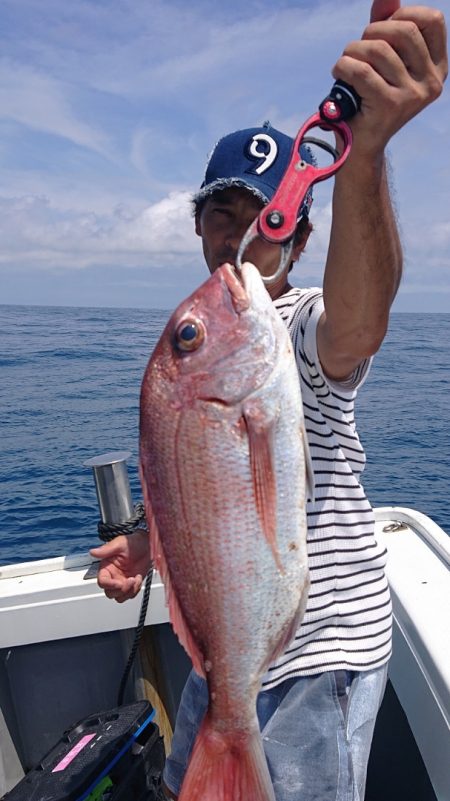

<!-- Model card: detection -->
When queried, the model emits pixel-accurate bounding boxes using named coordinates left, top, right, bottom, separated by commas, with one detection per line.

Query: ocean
left=1, top=304, right=449, bottom=565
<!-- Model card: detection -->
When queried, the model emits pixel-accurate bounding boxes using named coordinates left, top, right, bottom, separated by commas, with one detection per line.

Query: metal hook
left=235, top=112, right=354, bottom=286
left=235, top=221, right=294, bottom=285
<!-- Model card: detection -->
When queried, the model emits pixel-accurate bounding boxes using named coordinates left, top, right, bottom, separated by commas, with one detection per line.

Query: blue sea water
left=1, top=304, right=449, bottom=565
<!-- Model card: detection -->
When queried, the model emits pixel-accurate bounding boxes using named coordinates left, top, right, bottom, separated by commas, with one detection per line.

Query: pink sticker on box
left=52, top=733, right=96, bottom=772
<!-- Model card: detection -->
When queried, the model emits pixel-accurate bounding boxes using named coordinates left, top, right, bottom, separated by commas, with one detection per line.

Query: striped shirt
left=262, top=287, right=392, bottom=689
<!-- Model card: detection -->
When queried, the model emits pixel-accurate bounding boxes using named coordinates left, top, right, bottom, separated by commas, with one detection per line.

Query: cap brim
left=192, top=177, right=270, bottom=207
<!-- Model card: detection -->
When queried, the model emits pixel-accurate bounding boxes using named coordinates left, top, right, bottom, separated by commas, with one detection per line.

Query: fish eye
left=174, top=317, right=206, bottom=352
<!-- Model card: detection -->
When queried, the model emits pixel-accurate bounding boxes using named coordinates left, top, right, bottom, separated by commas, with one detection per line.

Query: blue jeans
left=163, top=664, right=388, bottom=801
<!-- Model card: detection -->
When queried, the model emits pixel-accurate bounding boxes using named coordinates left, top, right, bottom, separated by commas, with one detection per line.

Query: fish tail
left=179, top=714, right=275, bottom=801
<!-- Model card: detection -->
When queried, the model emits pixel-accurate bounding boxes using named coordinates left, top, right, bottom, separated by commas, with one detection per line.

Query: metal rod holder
left=84, top=451, right=134, bottom=525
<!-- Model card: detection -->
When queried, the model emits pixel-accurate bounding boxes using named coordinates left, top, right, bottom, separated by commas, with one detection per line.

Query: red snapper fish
left=139, top=262, right=310, bottom=801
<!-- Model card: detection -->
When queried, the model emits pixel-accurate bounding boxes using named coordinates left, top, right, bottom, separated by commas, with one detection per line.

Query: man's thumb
left=370, top=0, right=400, bottom=23
left=90, top=537, right=125, bottom=558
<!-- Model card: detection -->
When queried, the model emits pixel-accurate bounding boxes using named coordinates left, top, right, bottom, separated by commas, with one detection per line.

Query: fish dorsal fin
left=139, top=463, right=206, bottom=679
left=243, top=408, right=283, bottom=574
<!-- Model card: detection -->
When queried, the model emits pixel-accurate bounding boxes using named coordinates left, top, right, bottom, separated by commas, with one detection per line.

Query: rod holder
left=84, top=451, right=134, bottom=525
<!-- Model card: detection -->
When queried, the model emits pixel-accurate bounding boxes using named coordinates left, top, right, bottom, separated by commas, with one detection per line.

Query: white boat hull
left=0, top=506, right=449, bottom=799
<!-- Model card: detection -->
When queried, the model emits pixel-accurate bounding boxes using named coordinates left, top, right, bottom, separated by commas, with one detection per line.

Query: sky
left=1, top=0, right=449, bottom=311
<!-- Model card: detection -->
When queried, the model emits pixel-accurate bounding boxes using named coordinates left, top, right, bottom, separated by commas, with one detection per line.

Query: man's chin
left=210, top=260, right=236, bottom=273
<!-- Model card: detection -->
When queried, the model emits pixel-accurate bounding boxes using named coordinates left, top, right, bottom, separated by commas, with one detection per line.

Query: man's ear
left=292, top=221, right=313, bottom=262
left=195, top=211, right=202, bottom=237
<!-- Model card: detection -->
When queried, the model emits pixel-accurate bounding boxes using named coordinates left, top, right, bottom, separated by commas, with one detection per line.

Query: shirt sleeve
left=300, top=291, right=372, bottom=396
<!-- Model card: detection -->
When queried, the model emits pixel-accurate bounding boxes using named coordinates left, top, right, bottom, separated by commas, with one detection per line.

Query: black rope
left=97, top=501, right=146, bottom=541
left=117, top=565, right=154, bottom=707
left=94, top=500, right=153, bottom=707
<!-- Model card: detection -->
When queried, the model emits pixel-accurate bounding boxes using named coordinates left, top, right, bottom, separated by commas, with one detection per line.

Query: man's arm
left=317, top=1, right=447, bottom=381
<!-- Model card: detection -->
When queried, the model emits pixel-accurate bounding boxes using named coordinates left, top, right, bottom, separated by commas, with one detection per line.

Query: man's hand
left=332, top=2, right=448, bottom=159
left=90, top=528, right=151, bottom=603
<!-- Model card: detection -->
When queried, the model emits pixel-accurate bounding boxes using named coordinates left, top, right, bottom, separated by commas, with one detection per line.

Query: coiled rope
left=97, top=501, right=146, bottom=541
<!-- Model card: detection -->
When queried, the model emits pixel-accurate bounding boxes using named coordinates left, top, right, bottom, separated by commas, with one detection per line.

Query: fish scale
left=140, top=261, right=309, bottom=801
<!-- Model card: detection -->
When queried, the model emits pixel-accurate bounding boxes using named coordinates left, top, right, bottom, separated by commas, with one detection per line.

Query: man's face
left=195, top=187, right=288, bottom=280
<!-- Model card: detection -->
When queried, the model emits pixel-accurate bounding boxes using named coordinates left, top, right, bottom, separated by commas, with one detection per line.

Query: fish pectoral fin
left=243, top=409, right=283, bottom=573
left=139, top=461, right=206, bottom=679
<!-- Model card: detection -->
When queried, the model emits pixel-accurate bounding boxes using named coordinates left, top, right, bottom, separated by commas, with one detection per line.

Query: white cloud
left=0, top=190, right=199, bottom=269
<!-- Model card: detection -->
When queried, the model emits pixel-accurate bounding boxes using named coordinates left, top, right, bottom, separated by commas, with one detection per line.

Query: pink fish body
left=140, top=262, right=309, bottom=801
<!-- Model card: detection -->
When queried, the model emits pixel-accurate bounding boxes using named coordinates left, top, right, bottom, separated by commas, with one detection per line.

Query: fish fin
left=139, top=462, right=205, bottom=678
left=268, top=571, right=310, bottom=664
left=179, top=714, right=276, bottom=801
left=301, top=424, right=315, bottom=503
left=243, top=412, right=283, bottom=573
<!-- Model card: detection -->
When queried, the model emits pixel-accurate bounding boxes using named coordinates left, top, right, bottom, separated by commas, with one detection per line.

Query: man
left=90, top=2, right=447, bottom=799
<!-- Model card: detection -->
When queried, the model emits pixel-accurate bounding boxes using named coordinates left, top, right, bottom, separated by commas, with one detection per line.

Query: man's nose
left=225, top=220, right=251, bottom=248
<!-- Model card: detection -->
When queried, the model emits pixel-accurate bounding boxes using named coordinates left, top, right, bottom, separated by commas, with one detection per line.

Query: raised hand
left=332, top=2, right=448, bottom=157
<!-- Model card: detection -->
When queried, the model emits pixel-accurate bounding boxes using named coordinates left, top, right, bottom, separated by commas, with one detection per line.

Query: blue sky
left=1, top=0, right=449, bottom=311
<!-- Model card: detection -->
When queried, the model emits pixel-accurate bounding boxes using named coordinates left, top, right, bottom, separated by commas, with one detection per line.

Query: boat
left=0, top=459, right=449, bottom=799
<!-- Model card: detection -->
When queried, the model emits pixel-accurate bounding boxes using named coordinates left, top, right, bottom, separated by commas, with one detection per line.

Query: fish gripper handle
left=319, top=80, right=361, bottom=123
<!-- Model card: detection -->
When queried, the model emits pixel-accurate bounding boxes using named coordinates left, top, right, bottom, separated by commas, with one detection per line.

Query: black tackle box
left=3, top=701, right=165, bottom=801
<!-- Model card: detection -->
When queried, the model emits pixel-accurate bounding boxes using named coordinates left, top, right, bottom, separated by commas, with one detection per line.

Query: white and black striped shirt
left=262, top=287, right=392, bottom=688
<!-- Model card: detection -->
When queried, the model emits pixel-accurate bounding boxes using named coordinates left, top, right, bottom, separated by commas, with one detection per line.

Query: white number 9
left=248, top=134, right=278, bottom=175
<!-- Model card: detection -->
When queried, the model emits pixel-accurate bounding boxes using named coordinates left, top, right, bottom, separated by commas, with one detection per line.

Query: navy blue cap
left=193, top=122, right=314, bottom=218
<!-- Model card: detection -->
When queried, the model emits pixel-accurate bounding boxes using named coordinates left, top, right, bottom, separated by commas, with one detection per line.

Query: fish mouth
left=220, top=262, right=250, bottom=313
left=219, top=260, right=267, bottom=314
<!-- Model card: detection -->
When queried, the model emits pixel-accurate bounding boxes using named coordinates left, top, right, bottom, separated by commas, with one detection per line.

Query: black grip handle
left=319, top=80, right=361, bottom=123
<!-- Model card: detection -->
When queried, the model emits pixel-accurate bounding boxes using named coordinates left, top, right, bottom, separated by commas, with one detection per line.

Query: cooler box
left=3, top=701, right=165, bottom=801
